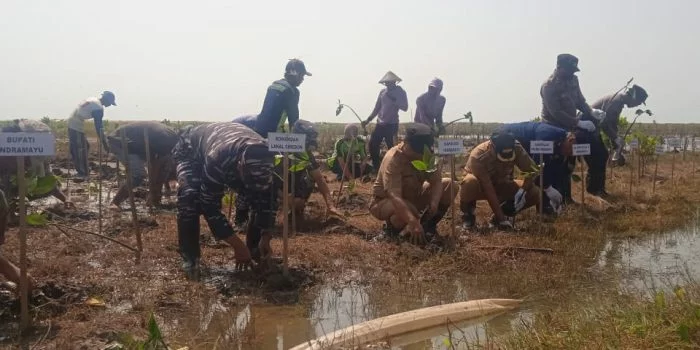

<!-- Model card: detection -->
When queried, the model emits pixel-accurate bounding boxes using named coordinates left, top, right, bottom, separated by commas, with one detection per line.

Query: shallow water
left=164, top=217, right=700, bottom=350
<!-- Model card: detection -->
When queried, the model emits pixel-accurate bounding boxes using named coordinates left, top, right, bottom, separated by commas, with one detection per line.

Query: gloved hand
left=614, top=136, right=625, bottom=149
left=591, top=109, right=607, bottom=122
left=514, top=188, right=526, bottom=213
left=544, top=186, right=563, bottom=214
left=577, top=120, right=596, bottom=132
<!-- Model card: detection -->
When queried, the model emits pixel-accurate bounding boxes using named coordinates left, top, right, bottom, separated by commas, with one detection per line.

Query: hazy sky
left=1, top=0, right=698, bottom=124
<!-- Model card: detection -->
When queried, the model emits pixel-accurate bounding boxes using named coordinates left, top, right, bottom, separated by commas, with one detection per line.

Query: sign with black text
left=268, top=133, right=306, bottom=153
left=0, top=133, right=55, bottom=156
left=530, top=140, right=554, bottom=154
left=572, top=143, right=591, bottom=156
left=437, top=139, right=464, bottom=155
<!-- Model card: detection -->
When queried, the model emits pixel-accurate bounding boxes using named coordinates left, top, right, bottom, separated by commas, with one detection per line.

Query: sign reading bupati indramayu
left=0, top=133, right=55, bottom=156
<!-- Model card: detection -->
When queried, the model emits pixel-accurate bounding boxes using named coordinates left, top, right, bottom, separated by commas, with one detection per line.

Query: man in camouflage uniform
left=0, top=189, right=36, bottom=294
left=540, top=53, right=604, bottom=200
left=369, top=123, right=456, bottom=244
left=593, top=85, right=649, bottom=165
left=459, top=132, right=541, bottom=230
left=173, top=122, right=276, bottom=279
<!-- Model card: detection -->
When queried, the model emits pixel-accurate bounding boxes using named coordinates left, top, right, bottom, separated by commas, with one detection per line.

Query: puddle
left=164, top=219, right=700, bottom=349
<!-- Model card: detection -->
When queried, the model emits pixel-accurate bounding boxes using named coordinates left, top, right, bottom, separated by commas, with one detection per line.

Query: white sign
left=667, top=137, right=681, bottom=148
left=437, top=139, right=464, bottom=155
left=530, top=140, right=554, bottom=154
left=268, top=133, right=306, bottom=153
left=655, top=144, right=665, bottom=155
left=629, top=139, right=639, bottom=149
left=572, top=143, right=591, bottom=156
left=0, top=133, right=55, bottom=156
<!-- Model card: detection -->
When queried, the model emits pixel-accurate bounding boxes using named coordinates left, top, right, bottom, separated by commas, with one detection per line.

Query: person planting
left=107, top=121, right=179, bottom=209
left=327, top=124, right=372, bottom=181
left=173, top=122, right=277, bottom=280
left=414, top=78, right=447, bottom=135
left=66, top=91, right=116, bottom=180
left=459, top=132, right=540, bottom=230
left=369, top=123, right=456, bottom=244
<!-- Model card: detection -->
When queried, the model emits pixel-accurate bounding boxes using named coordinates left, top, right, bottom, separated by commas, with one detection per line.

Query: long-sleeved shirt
left=591, top=93, right=627, bottom=143
left=368, top=86, right=408, bottom=124
left=465, top=140, right=537, bottom=190
left=499, top=121, right=567, bottom=188
left=327, top=137, right=367, bottom=168
left=109, top=121, right=178, bottom=159
left=255, top=79, right=300, bottom=137
left=414, top=92, right=446, bottom=127
left=372, top=142, right=440, bottom=204
left=540, top=71, right=593, bottom=130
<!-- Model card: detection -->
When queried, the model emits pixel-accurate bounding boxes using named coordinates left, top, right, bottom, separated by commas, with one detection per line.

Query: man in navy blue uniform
left=498, top=122, right=573, bottom=214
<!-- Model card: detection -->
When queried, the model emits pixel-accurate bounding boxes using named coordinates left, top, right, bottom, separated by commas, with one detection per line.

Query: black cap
left=405, top=123, right=433, bottom=138
left=285, top=59, right=312, bottom=77
left=405, top=123, right=434, bottom=153
left=631, top=85, right=648, bottom=105
left=556, top=53, right=580, bottom=72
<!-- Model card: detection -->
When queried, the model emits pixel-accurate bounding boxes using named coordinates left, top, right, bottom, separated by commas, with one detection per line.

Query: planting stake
left=335, top=138, right=356, bottom=206
left=291, top=155, right=296, bottom=237
left=282, top=153, right=290, bottom=277
left=143, top=129, right=153, bottom=210
left=671, top=152, right=676, bottom=188
left=539, top=154, right=544, bottom=231
left=120, top=131, right=142, bottom=264
left=653, top=154, right=659, bottom=194
left=629, top=150, right=634, bottom=201
left=227, top=190, right=233, bottom=221
left=450, top=155, right=457, bottom=245
left=580, top=156, right=585, bottom=213
left=17, top=157, right=29, bottom=331
left=98, top=137, right=103, bottom=236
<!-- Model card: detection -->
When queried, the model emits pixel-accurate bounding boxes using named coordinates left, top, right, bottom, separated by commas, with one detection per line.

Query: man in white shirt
left=67, top=91, right=116, bottom=179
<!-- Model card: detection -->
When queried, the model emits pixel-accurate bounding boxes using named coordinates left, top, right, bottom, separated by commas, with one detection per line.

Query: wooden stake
left=98, top=138, right=103, bottom=236
left=282, top=153, right=290, bottom=277
left=580, top=156, right=585, bottom=213
left=629, top=150, right=634, bottom=201
left=335, top=139, right=356, bottom=205
left=227, top=190, right=234, bottom=221
left=652, top=154, right=659, bottom=194
left=17, top=157, right=29, bottom=331
left=449, top=155, right=456, bottom=242
left=143, top=129, right=152, bottom=209
left=290, top=155, right=296, bottom=237
left=120, top=131, right=142, bottom=264
left=671, top=152, right=676, bottom=188
left=539, top=154, right=544, bottom=230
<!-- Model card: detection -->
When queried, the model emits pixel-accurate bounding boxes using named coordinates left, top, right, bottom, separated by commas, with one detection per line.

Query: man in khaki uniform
left=459, top=132, right=540, bottom=230
left=369, top=123, right=456, bottom=243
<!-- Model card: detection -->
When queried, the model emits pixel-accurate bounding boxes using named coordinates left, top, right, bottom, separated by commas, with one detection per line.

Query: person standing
left=107, top=121, right=179, bottom=209
left=540, top=54, right=604, bottom=201
left=253, top=59, right=311, bottom=138
left=362, top=71, right=408, bottom=171
left=414, top=78, right=446, bottom=135
left=66, top=91, right=116, bottom=179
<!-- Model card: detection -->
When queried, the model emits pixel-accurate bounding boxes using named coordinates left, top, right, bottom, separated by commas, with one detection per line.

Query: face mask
left=497, top=149, right=516, bottom=162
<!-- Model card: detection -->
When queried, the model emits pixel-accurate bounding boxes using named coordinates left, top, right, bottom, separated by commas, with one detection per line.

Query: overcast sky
left=0, top=0, right=697, bottom=124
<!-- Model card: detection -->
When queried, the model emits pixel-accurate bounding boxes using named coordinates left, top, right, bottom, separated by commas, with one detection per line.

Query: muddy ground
left=0, top=150, right=699, bottom=349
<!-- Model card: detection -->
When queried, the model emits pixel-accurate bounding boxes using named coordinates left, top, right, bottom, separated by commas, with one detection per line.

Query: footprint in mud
left=203, top=263, right=316, bottom=304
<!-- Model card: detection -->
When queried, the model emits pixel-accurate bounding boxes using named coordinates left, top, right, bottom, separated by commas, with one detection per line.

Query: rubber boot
left=233, top=207, right=249, bottom=228
left=421, top=205, right=449, bottom=240
left=460, top=201, right=476, bottom=230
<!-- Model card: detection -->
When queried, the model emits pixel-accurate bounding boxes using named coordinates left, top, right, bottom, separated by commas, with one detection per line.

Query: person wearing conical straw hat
left=361, top=71, right=408, bottom=171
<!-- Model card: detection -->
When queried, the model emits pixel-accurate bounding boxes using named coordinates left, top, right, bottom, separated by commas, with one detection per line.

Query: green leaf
left=336, top=104, right=343, bottom=116
left=297, top=152, right=310, bottom=161
left=411, top=160, right=428, bottom=171
left=635, top=109, right=644, bottom=116
left=654, top=291, right=666, bottom=309
left=26, top=212, right=48, bottom=227
left=146, top=312, right=163, bottom=343
left=221, top=193, right=235, bottom=207
left=290, top=161, right=309, bottom=172
left=32, top=175, right=57, bottom=197
left=274, top=155, right=282, bottom=166
left=678, top=323, right=691, bottom=342
left=443, top=337, right=452, bottom=347
left=571, top=174, right=582, bottom=182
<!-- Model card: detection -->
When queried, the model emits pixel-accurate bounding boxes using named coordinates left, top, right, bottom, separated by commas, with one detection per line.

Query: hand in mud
left=404, top=219, right=426, bottom=245
left=327, top=205, right=343, bottom=219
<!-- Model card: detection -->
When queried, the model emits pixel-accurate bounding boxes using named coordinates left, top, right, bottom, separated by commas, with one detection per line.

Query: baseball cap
left=428, top=78, right=443, bottom=90
left=285, top=59, right=312, bottom=77
left=490, top=132, right=516, bottom=162
left=630, top=85, right=648, bottom=105
left=556, top=54, right=580, bottom=72
left=102, top=91, right=117, bottom=106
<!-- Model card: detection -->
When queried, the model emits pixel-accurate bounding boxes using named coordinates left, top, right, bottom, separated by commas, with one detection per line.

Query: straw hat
left=379, top=71, right=402, bottom=84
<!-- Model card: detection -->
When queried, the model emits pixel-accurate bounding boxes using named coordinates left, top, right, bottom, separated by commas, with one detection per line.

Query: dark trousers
left=575, top=130, right=609, bottom=194
left=68, top=128, right=89, bottom=177
left=369, top=123, right=399, bottom=170
left=331, top=161, right=372, bottom=179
